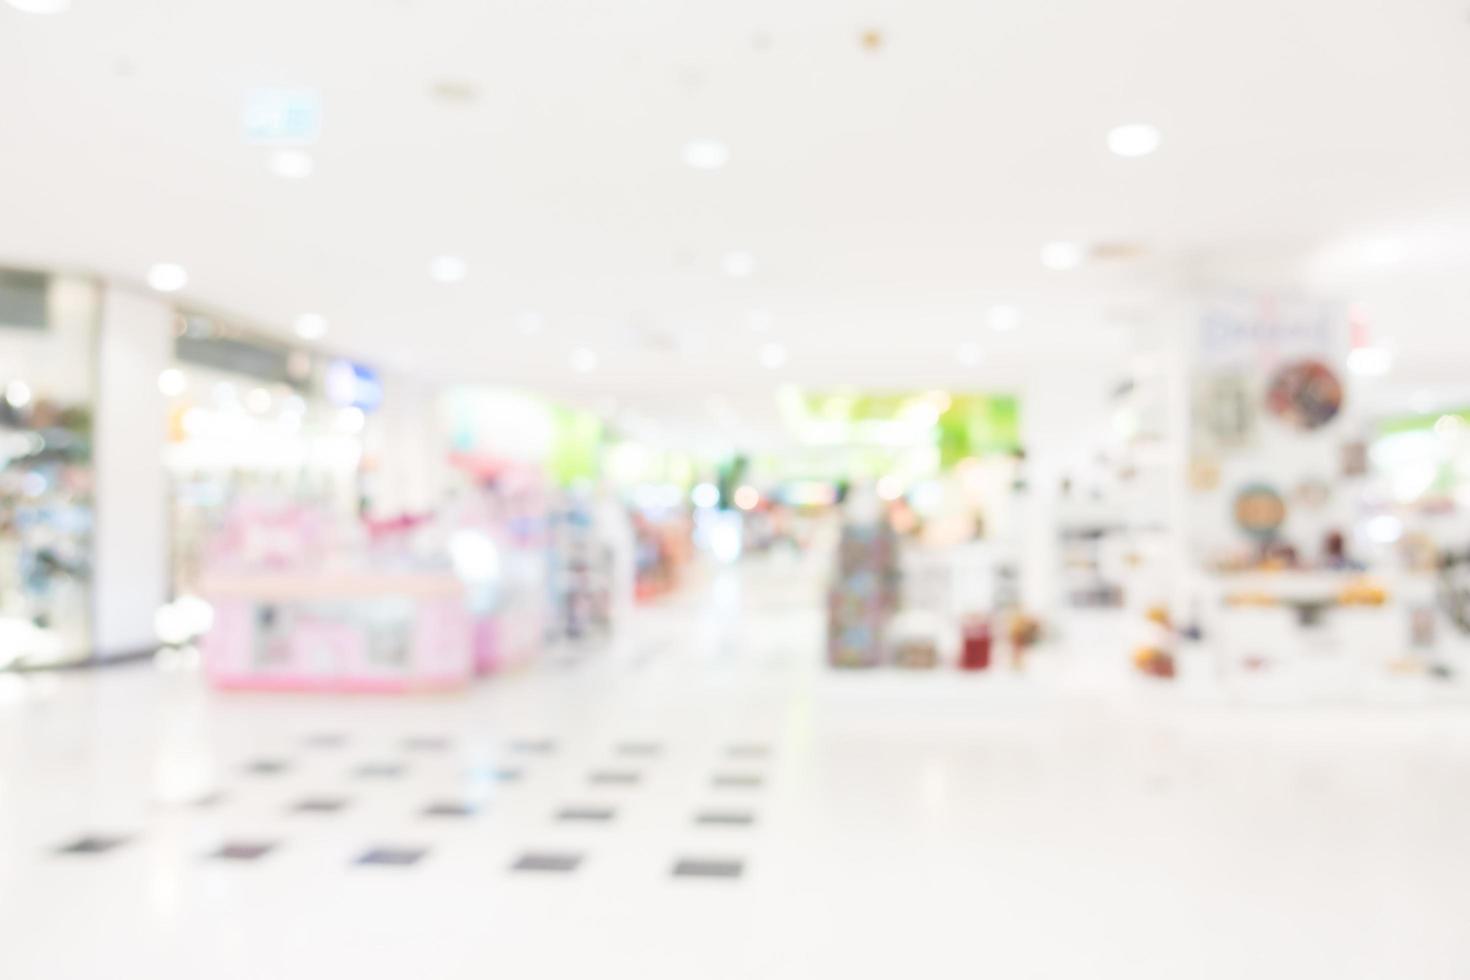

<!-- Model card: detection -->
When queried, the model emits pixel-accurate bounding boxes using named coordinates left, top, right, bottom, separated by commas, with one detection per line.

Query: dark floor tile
left=292, top=796, right=350, bottom=814
left=511, top=851, right=583, bottom=873
left=244, top=759, right=290, bottom=776
left=589, top=770, right=641, bottom=786
left=354, top=763, right=406, bottom=779
left=726, top=744, right=771, bottom=760
left=672, top=857, right=744, bottom=879
left=422, top=801, right=478, bottom=818
left=55, top=835, right=130, bottom=856
left=211, top=841, right=277, bottom=861
left=694, top=809, right=757, bottom=827
left=404, top=736, right=451, bottom=752
left=711, top=773, right=764, bottom=789
left=355, top=846, right=428, bottom=867
left=556, top=806, right=616, bottom=823
left=303, top=734, right=347, bottom=748
left=466, top=766, right=523, bottom=784
left=510, top=739, right=557, bottom=754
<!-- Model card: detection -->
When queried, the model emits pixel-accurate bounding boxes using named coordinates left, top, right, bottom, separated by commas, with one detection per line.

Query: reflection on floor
left=2, top=565, right=1469, bottom=979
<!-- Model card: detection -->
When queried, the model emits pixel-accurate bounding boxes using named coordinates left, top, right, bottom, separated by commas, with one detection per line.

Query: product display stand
left=827, top=520, right=901, bottom=667
left=546, top=495, right=615, bottom=644
left=200, top=569, right=475, bottom=692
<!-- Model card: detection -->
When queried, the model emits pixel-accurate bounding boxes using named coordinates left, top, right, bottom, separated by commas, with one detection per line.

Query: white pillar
left=91, top=286, right=171, bottom=657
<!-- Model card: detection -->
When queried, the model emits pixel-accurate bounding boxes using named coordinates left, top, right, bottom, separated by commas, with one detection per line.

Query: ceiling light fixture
left=428, top=255, right=467, bottom=283
left=759, top=342, right=787, bottom=369
left=722, top=251, right=755, bottom=279
left=1040, top=241, right=1083, bottom=271
left=988, top=305, right=1021, bottom=331
left=336, top=406, right=366, bottom=433
left=5, top=381, right=33, bottom=409
left=682, top=139, right=730, bottom=171
left=1107, top=123, right=1162, bottom=158
left=294, top=313, right=328, bottom=341
left=157, top=369, right=188, bottom=398
left=147, top=262, right=189, bottom=293
left=571, top=347, right=598, bottom=373
left=268, top=148, right=314, bottom=179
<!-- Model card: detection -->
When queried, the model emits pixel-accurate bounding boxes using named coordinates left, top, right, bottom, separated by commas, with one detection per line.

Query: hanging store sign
left=324, top=359, right=383, bottom=412
left=241, top=88, right=322, bottom=145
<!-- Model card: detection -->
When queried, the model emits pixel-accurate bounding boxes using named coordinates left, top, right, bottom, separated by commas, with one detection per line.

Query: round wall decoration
left=1265, top=359, right=1343, bottom=430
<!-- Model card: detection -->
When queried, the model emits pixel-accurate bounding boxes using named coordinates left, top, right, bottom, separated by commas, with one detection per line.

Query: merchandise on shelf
left=545, top=490, right=629, bottom=645
left=826, top=519, right=901, bottom=668
left=444, top=458, right=550, bottom=673
left=959, top=615, right=992, bottom=670
left=631, top=508, right=692, bottom=601
left=0, top=394, right=94, bottom=665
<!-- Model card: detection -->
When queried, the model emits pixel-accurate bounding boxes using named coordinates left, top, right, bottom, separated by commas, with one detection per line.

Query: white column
left=92, top=286, right=172, bottom=657
left=363, top=373, right=446, bottom=519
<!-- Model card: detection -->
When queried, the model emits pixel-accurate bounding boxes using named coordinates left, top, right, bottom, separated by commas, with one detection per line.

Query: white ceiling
left=2, top=0, right=1469, bottom=439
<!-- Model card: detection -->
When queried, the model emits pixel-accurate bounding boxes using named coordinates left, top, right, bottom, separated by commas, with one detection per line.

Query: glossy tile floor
left=3, top=565, right=1470, bottom=979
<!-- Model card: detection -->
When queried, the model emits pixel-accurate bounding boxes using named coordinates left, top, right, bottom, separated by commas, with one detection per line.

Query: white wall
left=1017, top=364, right=1116, bottom=616
left=92, top=287, right=171, bottom=656
left=0, top=275, right=98, bottom=401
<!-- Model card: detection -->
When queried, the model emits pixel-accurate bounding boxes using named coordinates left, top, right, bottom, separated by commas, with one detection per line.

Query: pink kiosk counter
left=195, top=481, right=547, bottom=693
left=200, top=569, right=477, bottom=692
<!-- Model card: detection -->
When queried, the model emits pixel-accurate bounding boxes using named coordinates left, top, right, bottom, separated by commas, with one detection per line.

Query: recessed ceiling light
left=268, top=148, right=314, bottom=179
left=1107, top=123, right=1162, bottom=158
left=294, top=313, right=328, bottom=341
left=759, top=342, right=787, bottom=369
left=988, top=305, right=1021, bottom=331
left=1040, top=241, right=1084, bottom=271
left=683, top=139, right=730, bottom=171
left=723, top=251, right=755, bottom=279
left=336, top=406, right=366, bottom=433
left=5, top=381, right=33, bottom=409
left=571, top=347, right=598, bottom=373
left=6, top=0, right=70, bottom=14
left=428, top=255, right=467, bottom=283
left=157, top=369, right=188, bottom=398
left=147, top=262, right=189, bottom=293
left=958, top=342, right=982, bottom=366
